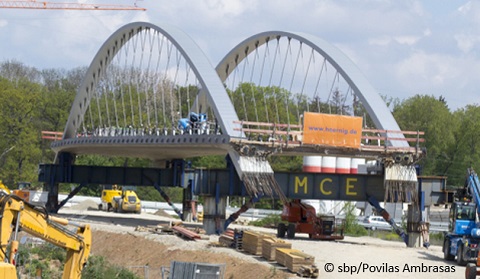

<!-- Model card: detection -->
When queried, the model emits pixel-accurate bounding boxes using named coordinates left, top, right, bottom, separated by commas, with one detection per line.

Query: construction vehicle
left=11, top=181, right=31, bottom=202
left=277, top=199, right=344, bottom=240
left=438, top=169, right=480, bottom=279
left=0, top=192, right=91, bottom=278
left=0, top=181, right=10, bottom=194
left=444, top=169, right=480, bottom=268
left=8, top=182, right=49, bottom=206
left=98, top=185, right=141, bottom=213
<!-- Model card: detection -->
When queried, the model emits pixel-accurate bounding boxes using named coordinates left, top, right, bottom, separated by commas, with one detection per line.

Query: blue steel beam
left=39, top=164, right=386, bottom=202
left=39, top=164, right=448, bottom=209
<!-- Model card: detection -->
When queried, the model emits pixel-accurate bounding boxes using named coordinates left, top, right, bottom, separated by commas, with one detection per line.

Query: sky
left=0, top=0, right=478, bottom=110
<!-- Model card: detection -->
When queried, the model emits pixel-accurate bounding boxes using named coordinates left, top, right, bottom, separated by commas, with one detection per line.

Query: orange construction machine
left=278, top=199, right=344, bottom=240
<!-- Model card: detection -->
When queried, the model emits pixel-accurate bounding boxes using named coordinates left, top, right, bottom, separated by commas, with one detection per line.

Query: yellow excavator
left=0, top=192, right=91, bottom=279
left=0, top=181, right=10, bottom=195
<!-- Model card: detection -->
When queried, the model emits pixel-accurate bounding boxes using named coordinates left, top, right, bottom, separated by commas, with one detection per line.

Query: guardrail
left=58, top=195, right=449, bottom=231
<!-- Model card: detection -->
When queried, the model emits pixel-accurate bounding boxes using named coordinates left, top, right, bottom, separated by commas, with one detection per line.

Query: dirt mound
left=91, top=230, right=288, bottom=279
left=70, top=199, right=99, bottom=211
left=153, top=209, right=174, bottom=218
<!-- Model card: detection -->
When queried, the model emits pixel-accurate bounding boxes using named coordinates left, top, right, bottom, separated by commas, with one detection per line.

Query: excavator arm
left=0, top=193, right=91, bottom=279
left=466, top=168, right=480, bottom=217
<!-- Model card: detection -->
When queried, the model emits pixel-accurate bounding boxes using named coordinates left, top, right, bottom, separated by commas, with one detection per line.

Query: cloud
left=393, top=50, right=480, bottom=109
left=454, top=2, right=480, bottom=54
left=0, top=0, right=478, bottom=110
left=368, top=35, right=421, bottom=47
left=455, top=33, right=480, bottom=53
left=396, top=51, right=452, bottom=87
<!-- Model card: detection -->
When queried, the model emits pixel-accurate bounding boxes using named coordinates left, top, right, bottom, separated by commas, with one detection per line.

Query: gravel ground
left=226, top=224, right=463, bottom=279
left=60, top=205, right=466, bottom=279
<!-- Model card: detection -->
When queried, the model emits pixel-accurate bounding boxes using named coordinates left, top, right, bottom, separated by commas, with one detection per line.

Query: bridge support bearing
left=406, top=204, right=422, bottom=247
left=45, top=182, right=59, bottom=213
left=182, top=180, right=198, bottom=222
left=203, top=197, right=226, bottom=235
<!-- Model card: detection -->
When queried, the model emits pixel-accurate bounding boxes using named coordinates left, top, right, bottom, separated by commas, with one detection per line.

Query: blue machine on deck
left=177, top=112, right=208, bottom=134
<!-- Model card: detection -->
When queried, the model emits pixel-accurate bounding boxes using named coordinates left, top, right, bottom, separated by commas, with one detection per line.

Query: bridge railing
left=232, top=120, right=303, bottom=143
left=361, top=129, right=425, bottom=152
left=41, top=131, right=63, bottom=141
left=232, top=120, right=425, bottom=155
left=42, top=121, right=222, bottom=141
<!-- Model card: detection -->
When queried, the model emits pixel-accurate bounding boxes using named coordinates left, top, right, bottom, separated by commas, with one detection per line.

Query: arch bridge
left=39, top=22, right=426, bottom=235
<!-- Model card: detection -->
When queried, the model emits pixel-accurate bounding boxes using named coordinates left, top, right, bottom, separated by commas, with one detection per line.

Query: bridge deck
left=51, top=134, right=232, bottom=159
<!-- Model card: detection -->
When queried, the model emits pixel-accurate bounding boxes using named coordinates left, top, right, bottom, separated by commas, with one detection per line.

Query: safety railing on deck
left=41, top=131, right=63, bottom=141
left=232, top=120, right=425, bottom=155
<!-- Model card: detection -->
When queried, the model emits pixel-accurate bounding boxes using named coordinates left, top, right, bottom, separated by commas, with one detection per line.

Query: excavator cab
left=17, top=182, right=31, bottom=190
left=12, top=182, right=32, bottom=202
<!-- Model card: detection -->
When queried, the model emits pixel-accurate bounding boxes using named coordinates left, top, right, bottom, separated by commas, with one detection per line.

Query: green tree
left=0, top=77, right=43, bottom=185
left=444, top=105, right=480, bottom=184
left=392, top=95, right=454, bottom=176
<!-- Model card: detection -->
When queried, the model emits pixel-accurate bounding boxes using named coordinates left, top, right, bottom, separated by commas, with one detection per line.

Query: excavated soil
left=91, top=229, right=289, bottom=279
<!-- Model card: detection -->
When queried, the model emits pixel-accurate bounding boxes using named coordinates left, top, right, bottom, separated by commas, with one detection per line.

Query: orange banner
left=302, top=112, right=362, bottom=148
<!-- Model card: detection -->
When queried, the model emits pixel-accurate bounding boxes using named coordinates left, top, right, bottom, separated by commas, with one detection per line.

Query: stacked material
left=219, top=229, right=244, bottom=249
left=297, top=265, right=319, bottom=278
left=243, top=231, right=270, bottom=255
left=172, top=225, right=201, bottom=240
left=219, top=229, right=235, bottom=247
left=234, top=229, right=244, bottom=251
left=262, top=237, right=292, bottom=261
left=275, top=248, right=315, bottom=273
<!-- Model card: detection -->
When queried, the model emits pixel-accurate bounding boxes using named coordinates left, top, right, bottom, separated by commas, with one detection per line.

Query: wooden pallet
left=262, top=238, right=291, bottom=261
left=275, top=248, right=315, bottom=273
left=243, top=231, right=272, bottom=255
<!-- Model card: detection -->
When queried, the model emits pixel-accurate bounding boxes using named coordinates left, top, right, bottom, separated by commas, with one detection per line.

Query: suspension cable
left=312, top=58, right=327, bottom=112
left=278, top=37, right=291, bottom=125
left=143, top=29, right=154, bottom=130
left=152, top=32, right=165, bottom=131
left=300, top=47, right=315, bottom=114
left=239, top=50, right=249, bottom=123
left=326, top=71, right=340, bottom=114
left=135, top=30, right=147, bottom=129
left=267, top=39, right=281, bottom=123
left=247, top=44, right=260, bottom=123
left=287, top=41, right=302, bottom=123
left=258, top=39, right=270, bottom=123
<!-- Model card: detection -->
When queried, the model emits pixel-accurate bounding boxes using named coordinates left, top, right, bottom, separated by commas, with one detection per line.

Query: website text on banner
left=302, top=112, right=362, bottom=148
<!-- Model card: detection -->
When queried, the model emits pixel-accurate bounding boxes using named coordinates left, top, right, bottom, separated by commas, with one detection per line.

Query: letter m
left=295, top=176, right=308, bottom=194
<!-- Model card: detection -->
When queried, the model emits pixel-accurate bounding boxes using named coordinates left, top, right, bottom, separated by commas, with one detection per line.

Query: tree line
left=0, top=60, right=474, bottom=198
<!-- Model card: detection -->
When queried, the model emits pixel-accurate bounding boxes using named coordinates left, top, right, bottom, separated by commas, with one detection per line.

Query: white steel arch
left=216, top=31, right=407, bottom=147
left=63, top=22, right=240, bottom=140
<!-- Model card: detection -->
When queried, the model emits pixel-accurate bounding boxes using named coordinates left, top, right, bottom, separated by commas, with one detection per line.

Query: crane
left=0, top=0, right=145, bottom=10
